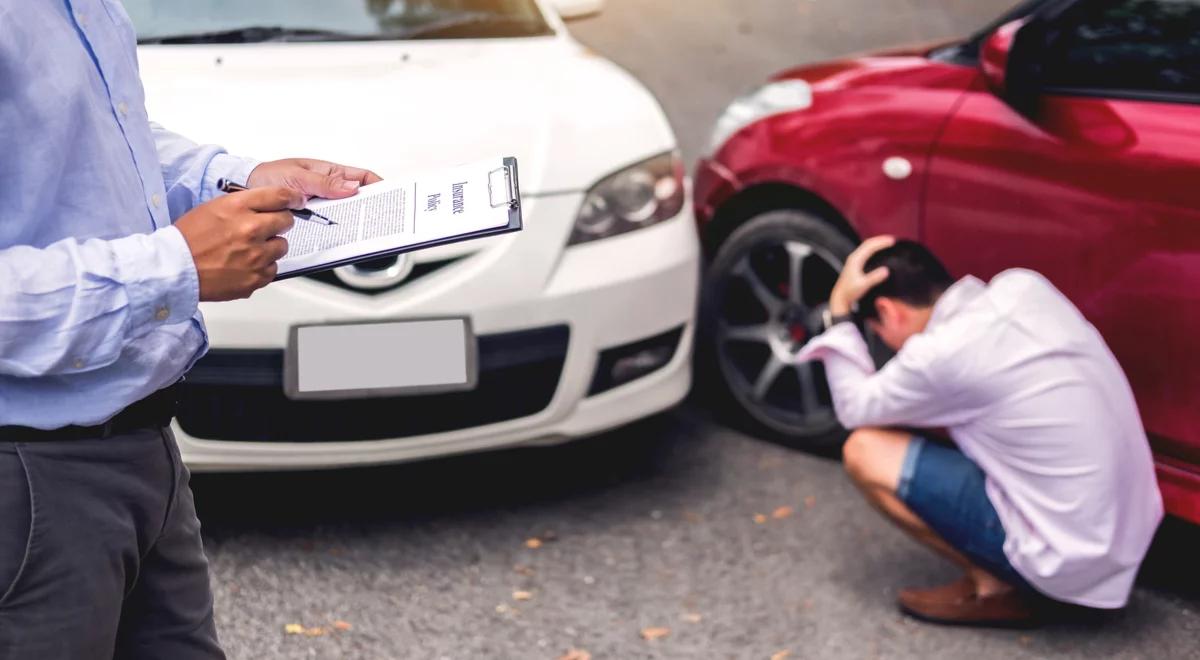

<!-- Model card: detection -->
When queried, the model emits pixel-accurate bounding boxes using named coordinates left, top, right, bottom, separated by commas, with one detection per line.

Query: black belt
left=0, top=383, right=182, bottom=442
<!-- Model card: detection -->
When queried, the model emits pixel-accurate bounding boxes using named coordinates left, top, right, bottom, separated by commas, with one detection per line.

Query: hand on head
left=830, top=235, right=895, bottom=316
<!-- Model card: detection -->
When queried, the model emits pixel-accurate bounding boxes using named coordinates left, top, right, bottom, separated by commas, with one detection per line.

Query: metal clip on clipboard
left=488, top=164, right=520, bottom=210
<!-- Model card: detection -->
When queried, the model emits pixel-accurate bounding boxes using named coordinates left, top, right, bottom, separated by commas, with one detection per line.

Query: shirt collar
left=928, top=275, right=986, bottom=329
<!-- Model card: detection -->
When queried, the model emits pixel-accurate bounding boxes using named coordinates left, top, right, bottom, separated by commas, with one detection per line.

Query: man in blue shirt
left=0, top=2, right=380, bottom=657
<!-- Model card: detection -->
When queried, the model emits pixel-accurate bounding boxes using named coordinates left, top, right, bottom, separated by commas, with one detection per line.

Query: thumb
left=295, top=169, right=360, bottom=200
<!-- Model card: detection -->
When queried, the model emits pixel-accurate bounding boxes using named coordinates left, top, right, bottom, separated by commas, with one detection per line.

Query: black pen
left=216, top=179, right=337, bottom=225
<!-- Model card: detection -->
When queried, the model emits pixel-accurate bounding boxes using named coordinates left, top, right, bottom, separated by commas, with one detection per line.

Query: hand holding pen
left=217, top=179, right=337, bottom=225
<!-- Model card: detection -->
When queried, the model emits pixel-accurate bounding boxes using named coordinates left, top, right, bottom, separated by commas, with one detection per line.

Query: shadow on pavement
left=1138, top=516, right=1200, bottom=601
left=190, top=411, right=699, bottom=535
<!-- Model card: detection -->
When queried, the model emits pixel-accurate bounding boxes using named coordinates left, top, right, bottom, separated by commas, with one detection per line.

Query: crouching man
left=797, top=237, right=1162, bottom=625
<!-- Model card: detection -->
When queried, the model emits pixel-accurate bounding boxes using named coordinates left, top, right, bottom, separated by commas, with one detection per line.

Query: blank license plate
left=284, top=318, right=477, bottom=400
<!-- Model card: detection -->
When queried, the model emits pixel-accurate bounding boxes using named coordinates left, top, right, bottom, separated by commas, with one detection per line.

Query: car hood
left=769, top=39, right=973, bottom=93
left=138, top=37, right=676, bottom=195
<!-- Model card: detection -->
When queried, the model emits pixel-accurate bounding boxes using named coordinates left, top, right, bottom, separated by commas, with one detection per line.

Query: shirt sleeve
left=0, top=227, right=199, bottom=377
left=794, top=323, right=981, bottom=430
left=150, top=122, right=259, bottom=220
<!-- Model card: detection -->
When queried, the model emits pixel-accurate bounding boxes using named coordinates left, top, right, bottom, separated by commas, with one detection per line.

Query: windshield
left=127, top=0, right=553, bottom=44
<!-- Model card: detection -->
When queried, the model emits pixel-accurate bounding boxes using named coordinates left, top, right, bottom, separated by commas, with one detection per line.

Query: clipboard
left=273, top=157, right=523, bottom=281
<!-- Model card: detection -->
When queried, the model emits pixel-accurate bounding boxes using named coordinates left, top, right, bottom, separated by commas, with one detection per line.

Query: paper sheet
left=276, top=158, right=518, bottom=277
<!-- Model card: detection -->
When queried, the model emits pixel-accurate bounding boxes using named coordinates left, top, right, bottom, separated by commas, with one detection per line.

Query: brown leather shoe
left=898, top=576, right=1037, bottom=627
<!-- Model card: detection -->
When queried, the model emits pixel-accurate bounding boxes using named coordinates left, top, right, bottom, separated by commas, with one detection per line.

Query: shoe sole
left=898, top=602, right=1042, bottom=629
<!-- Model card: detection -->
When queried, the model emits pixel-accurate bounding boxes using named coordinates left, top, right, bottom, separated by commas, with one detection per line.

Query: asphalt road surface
left=195, top=1, right=1200, bottom=658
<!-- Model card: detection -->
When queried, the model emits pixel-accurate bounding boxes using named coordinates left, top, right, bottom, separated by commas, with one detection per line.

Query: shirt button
left=75, top=12, right=87, bottom=27
left=151, top=193, right=162, bottom=208
left=73, top=359, right=85, bottom=370
left=155, top=307, right=170, bottom=322
left=117, top=102, right=129, bottom=117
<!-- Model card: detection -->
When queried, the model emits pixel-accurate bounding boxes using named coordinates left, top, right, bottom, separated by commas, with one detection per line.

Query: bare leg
left=842, top=428, right=1012, bottom=597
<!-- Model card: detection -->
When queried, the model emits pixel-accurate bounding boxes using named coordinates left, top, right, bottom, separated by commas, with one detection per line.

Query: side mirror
left=980, top=19, right=1024, bottom=95
left=551, top=0, right=604, bottom=20
left=980, top=18, right=1041, bottom=117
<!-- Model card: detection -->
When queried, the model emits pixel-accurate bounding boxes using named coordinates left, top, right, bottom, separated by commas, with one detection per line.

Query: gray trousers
left=0, top=427, right=224, bottom=660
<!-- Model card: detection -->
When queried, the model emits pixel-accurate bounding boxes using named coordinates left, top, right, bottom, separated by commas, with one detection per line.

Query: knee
left=843, top=427, right=908, bottom=489
left=842, top=428, right=879, bottom=483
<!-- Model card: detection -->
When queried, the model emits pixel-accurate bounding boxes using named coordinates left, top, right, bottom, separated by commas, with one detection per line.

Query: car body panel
left=138, top=38, right=675, bottom=196
left=697, top=35, right=1200, bottom=523
left=134, top=8, right=700, bottom=470
left=697, top=55, right=979, bottom=241
left=923, top=85, right=1200, bottom=462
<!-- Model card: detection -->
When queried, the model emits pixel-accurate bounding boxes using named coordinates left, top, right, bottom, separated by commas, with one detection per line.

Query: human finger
left=861, top=265, right=891, bottom=289
left=263, top=236, right=290, bottom=263
left=251, top=210, right=296, bottom=240
left=242, top=186, right=305, bottom=212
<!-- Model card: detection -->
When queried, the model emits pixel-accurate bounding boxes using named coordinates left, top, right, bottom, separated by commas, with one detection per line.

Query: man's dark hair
left=855, top=240, right=954, bottom=321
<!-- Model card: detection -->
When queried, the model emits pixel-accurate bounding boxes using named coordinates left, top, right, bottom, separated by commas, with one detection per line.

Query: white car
left=127, top=0, right=699, bottom=471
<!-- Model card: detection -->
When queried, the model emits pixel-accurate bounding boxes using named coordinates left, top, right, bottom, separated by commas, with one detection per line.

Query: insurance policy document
left=275, top=157, right=520, bottom=278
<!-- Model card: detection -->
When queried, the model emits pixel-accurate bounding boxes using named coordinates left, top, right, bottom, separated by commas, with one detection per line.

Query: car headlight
left=707, top=79, right=813, bottom=155
left=568, top=151, right=685, bottom=246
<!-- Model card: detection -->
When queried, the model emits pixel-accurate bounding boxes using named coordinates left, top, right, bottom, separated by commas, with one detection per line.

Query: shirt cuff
left=200, top=153, right=261, bottom=204
left=794, top=322, right=875, bottom=372
left=112, top=226, right=201, bottom=334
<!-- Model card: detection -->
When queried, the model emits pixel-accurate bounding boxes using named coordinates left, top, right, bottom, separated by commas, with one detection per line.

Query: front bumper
left=692, top=157, right=742, bottom=234
left=173, top=193, right=701, bottom=471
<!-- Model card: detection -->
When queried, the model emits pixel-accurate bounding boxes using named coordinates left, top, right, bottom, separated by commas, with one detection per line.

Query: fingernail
left=340, top=180, right=359, bottom=191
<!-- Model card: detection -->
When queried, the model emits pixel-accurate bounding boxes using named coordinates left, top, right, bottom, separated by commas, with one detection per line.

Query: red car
left=694, top=0, right=1200, bottom=525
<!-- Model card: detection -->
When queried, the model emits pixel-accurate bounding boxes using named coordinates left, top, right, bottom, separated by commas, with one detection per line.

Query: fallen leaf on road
left=495, top=604, right=513, bottom=614
left=559, top=649, right=592, bottom=660
left=772, top=506, right=794, bottom=520
left=303, top=627, right=327, bottom=637
left=333, top=621, right=352, bottom=632
left=284, top=624, right=305, bottom=635
left=681, top=612, right=703, bottom=623
left=804, top=495, right=816, bottom=509
left=753, top=513, right=768, bottom=524
left=513, top=564, right=535, bottom=576
left=513, top=590, right=534, bottom=601
left=640, top=626, right=670, bottom=641
left=759, top=456, right=783, bottom=470
left=525, top=538, right=543, bottom=549
left=771, top=650, right=791, bottom=660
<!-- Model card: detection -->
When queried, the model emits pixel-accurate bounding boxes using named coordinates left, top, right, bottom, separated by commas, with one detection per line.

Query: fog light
left=588, top=327, right=684, bottom=396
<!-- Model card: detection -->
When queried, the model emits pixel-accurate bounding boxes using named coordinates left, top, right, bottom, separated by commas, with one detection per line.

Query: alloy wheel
left=713, top=237, right=843, bottom=437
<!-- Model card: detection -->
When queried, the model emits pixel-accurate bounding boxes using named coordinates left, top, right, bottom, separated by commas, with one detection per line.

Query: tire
left=698, top=208, right=858, bottom=454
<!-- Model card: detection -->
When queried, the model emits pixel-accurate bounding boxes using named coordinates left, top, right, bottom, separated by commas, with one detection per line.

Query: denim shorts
left=897, top=436, right=1034, bottom=592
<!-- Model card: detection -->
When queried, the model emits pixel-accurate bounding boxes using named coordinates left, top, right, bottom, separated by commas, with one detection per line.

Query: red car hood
left=770, top=38, right=970, bottom=92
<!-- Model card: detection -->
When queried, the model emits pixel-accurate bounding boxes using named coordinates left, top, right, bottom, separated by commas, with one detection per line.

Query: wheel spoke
left=752, top=357, right=786, bottom=401
left=733, top=257, right=782, bottom=317
left=718, top=322, right=772, bottom=345
left=796, top=360, right=821, bottom=414
left=785, top=242, right=812, bottom=306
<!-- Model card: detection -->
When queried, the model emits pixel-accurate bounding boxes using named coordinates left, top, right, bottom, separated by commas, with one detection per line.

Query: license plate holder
left=284, top=317, right=477, bottom=400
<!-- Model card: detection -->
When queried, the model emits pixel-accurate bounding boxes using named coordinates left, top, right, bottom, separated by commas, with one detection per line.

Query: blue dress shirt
left=0, top=0, right=257, bottom=428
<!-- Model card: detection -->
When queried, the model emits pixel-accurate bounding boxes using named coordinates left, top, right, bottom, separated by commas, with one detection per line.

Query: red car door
left=920, top=1, right=1200, bottom=474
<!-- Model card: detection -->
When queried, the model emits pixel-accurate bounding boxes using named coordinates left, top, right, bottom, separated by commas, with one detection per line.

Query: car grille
left=304, top=256, right=462, bottom=295
left=176, top=325, right=569, bottom=443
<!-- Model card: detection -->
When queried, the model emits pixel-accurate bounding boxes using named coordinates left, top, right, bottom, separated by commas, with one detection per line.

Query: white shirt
left=798, top=269, right=1163, bottom=608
